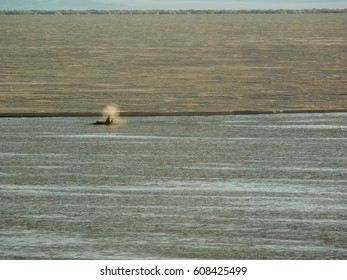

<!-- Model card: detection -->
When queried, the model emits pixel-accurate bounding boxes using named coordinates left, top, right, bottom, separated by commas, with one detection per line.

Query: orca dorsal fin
left=105, top=115, right=111, bottom=125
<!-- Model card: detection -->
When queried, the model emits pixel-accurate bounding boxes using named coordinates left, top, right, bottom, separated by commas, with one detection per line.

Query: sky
left=0, top=0, right=346, bottom=10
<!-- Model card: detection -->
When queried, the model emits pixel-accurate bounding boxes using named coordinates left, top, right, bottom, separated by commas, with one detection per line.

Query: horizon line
left=1, top=8, right=346, bottom=15
left=1, top=8, right=347, bottom=11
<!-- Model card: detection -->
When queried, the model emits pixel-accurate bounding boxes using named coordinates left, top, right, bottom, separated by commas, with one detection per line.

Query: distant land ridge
left=1, top=9, right=347, bottom=15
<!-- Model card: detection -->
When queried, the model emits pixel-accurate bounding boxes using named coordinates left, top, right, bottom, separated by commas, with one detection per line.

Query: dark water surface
left=0, top=113, right=346, bottom=259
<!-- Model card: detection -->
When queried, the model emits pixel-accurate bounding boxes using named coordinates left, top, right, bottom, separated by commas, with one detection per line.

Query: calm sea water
left=0, top=113, right=346, bottom=259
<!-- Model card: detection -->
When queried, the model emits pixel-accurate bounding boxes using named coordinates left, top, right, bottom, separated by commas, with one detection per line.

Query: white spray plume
left=101, top=104, right=126, bottom=126
left=102, top=104, right=120, bottom=120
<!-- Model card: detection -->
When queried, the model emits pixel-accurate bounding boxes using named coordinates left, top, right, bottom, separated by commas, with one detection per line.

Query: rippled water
left=0, top=113, right=346, bottom=259
left=1, top=14, right=346, bottom=113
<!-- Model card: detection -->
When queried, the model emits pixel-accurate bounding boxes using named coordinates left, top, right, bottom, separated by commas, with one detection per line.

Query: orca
left=92, top=115, right=113, bottom=125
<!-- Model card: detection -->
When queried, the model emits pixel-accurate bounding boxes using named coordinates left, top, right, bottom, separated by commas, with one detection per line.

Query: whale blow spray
left=102, top=104, right=120, bottom=123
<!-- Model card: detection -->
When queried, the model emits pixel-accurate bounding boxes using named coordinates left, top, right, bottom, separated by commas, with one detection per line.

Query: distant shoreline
left=1, top=9, right=346, bottom=15
left=1, top=109, right=346, bottom=118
